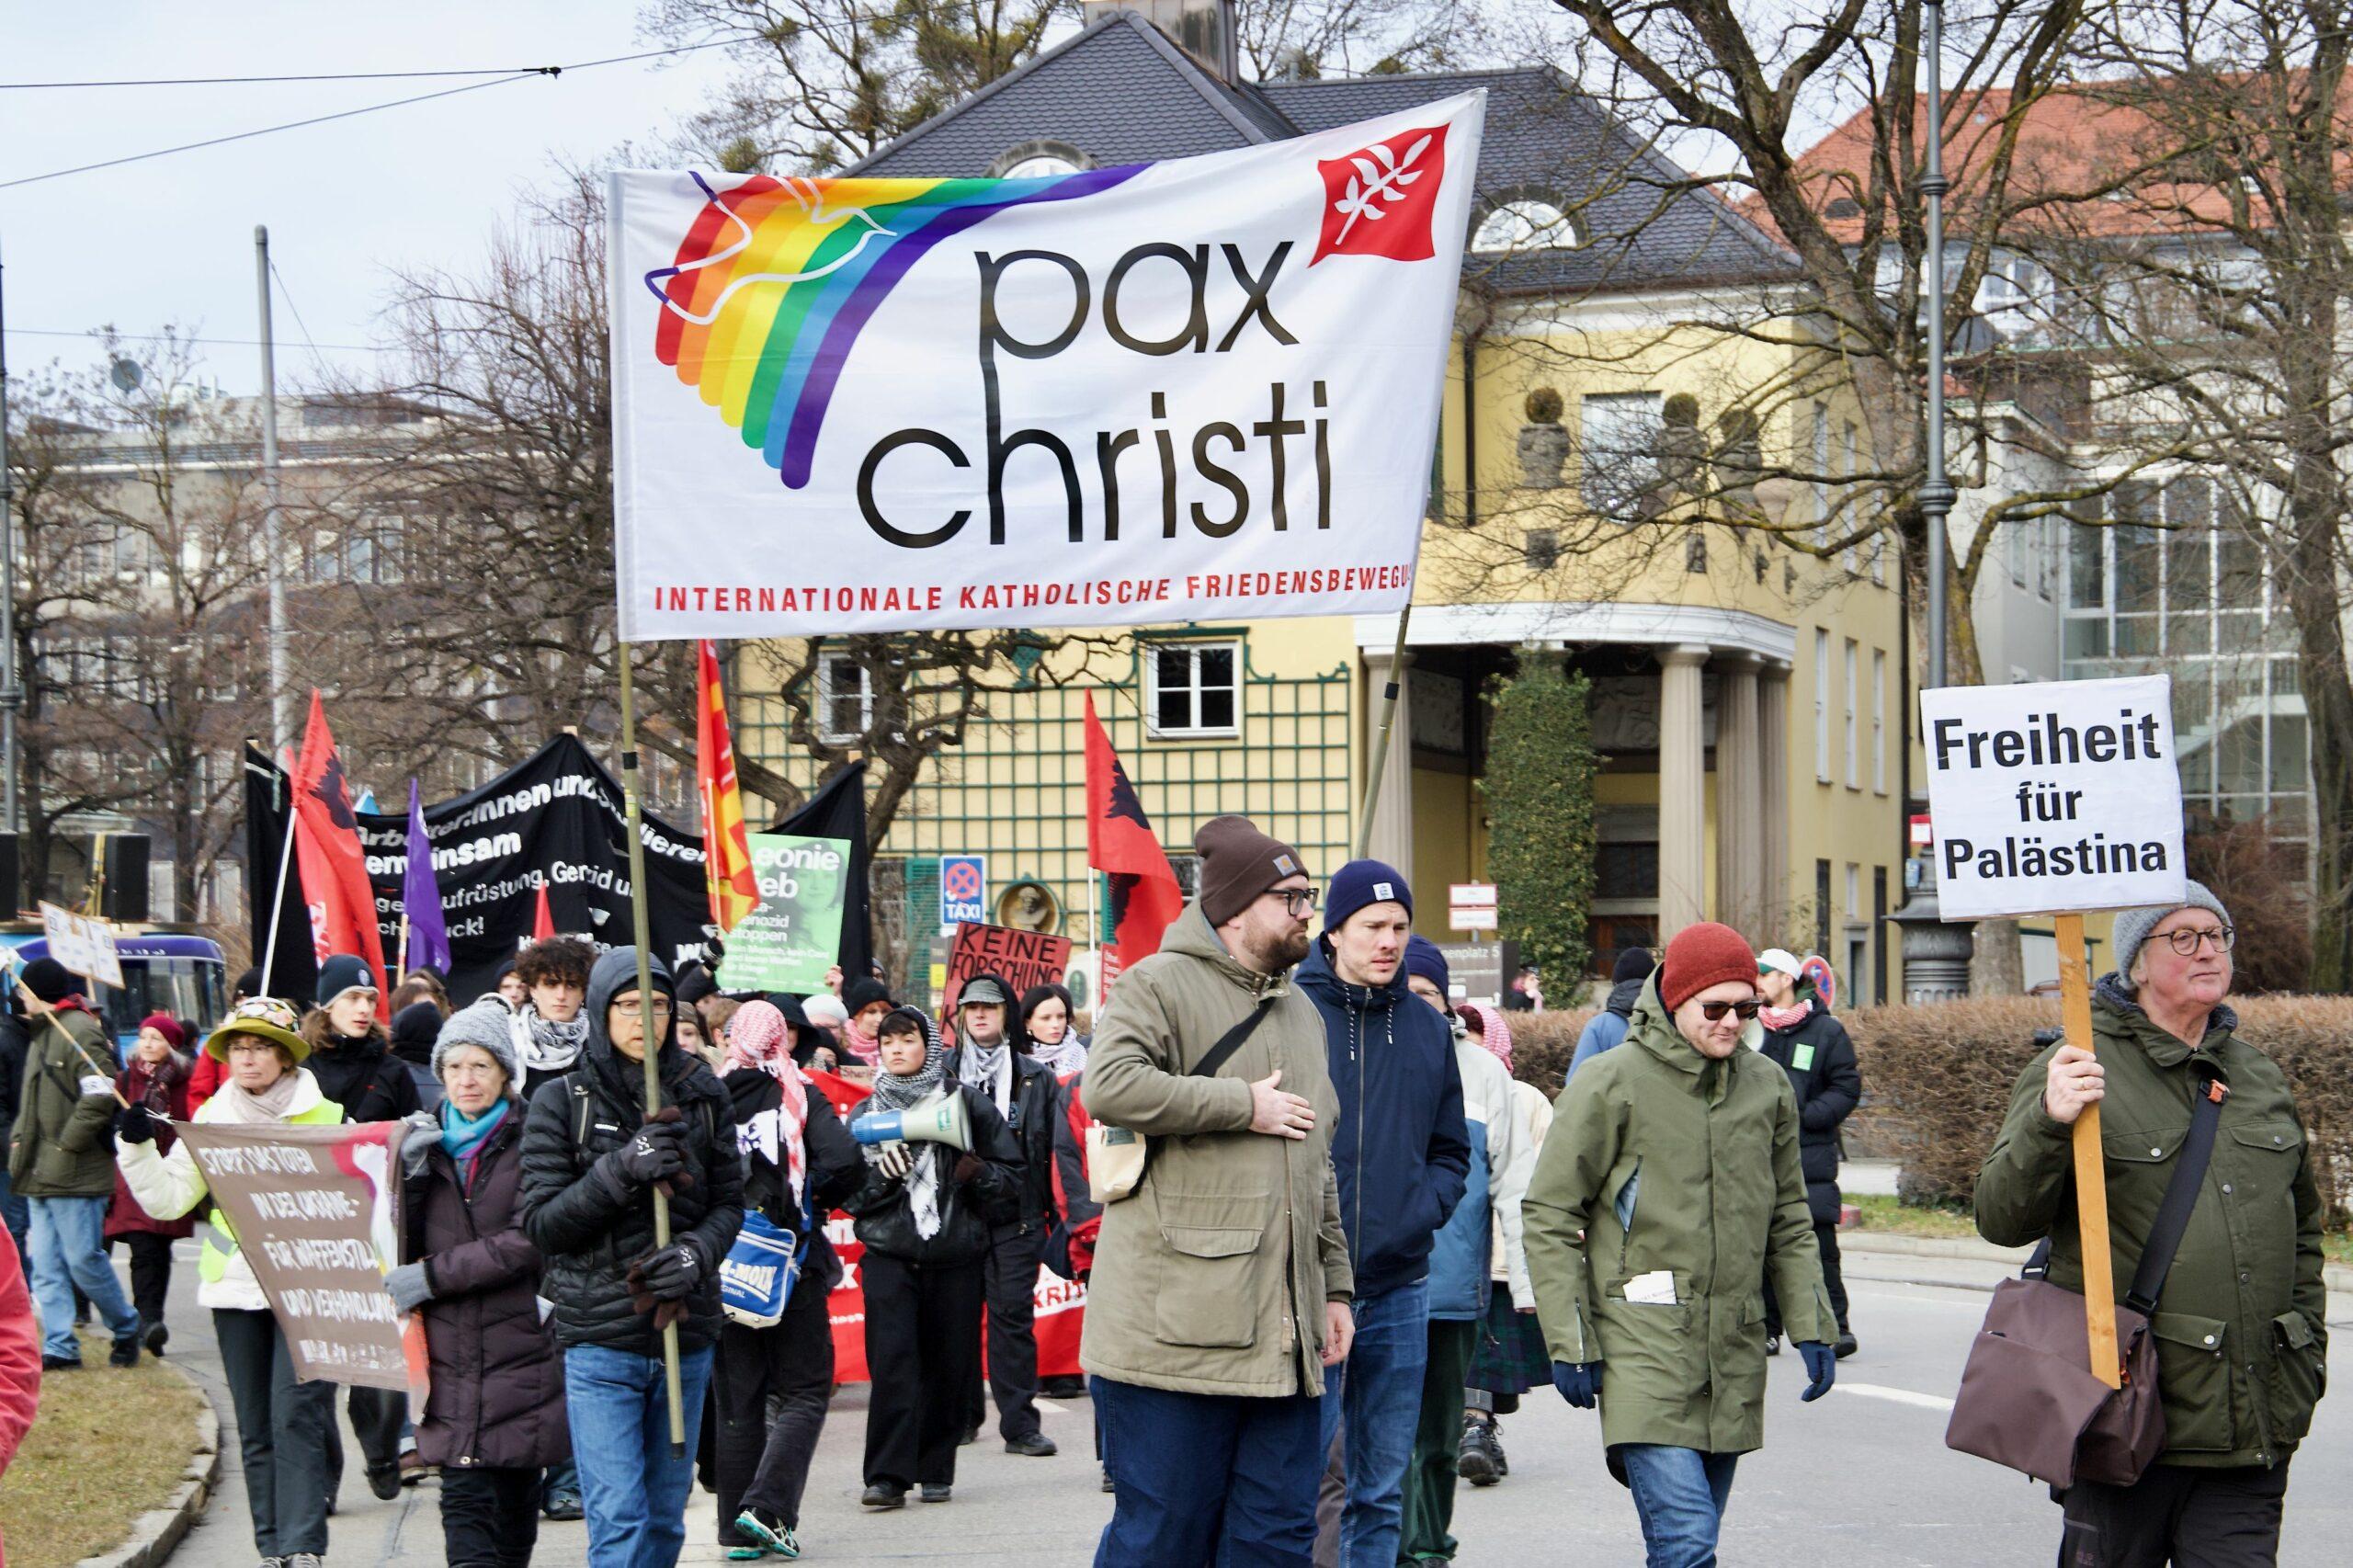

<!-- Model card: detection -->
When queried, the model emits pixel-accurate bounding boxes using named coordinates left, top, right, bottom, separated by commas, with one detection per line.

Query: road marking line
left=1838, top=1381, right=1956, bottom=1413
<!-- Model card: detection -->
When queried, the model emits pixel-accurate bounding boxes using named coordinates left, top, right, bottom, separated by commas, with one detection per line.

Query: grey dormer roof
left=847, top=14, right=1797, bottom=297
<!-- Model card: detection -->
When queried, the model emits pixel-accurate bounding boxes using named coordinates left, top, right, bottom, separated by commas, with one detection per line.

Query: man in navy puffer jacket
left=1299, top=862, right=1469, bottom=1568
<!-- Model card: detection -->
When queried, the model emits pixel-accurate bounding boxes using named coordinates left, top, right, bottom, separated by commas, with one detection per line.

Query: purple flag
left=402, top=778, right=452, bottom=975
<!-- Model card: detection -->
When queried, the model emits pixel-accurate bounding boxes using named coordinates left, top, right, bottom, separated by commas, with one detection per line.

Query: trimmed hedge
left=1846, top=995, right=2353, bottom=1221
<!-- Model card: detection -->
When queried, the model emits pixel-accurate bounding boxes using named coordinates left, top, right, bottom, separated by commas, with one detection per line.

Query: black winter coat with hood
left=301, top=1012, right=421, bottom=1125
left=843, top=1081, right=1025, bottom=1268
left=1757, top=1006, right=1861, bottom=1226
left=517, top=949, right=745, bottom=1357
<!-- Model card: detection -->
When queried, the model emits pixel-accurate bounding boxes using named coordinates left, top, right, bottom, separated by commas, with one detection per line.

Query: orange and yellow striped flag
left=696, top=640, right=760, bottom=932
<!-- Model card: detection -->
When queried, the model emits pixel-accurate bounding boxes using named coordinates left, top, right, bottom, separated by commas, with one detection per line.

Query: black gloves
left=639, top=1239, right=704, bottom=1301
left=115, top=1105, right=161, bottom=1145
left=602, top=1120, right=688, bottom=1189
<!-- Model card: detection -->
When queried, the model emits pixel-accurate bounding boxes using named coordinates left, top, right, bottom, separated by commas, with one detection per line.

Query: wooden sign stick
left=2055, top=911, right=2121, bottom=1389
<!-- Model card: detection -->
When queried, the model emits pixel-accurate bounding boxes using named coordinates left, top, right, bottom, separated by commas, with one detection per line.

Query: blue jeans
left=25, top=1195, right=138, bottom=1360
left=1094, top=1377, right=1324, bottom=1567
left=1317, top=1279, right=1429, bottom=1568
left=0, top=1170, right=29, bottom=1256
left=563, top=1343, right=716, bottom=1568
left=1615, top=1445, right=1739, bottom=1568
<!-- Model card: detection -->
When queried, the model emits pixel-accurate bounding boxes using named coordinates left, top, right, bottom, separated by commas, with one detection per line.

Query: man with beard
left=1082, top=816, right=1354, bottom=1568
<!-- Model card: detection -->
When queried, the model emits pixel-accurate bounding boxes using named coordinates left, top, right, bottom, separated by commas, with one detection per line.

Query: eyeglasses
left=1266, top=887, right=1320, bottom=916
left=2163, top=926, right=2235, bottom=957
left=1698, top=999, right=1763, bottom=1022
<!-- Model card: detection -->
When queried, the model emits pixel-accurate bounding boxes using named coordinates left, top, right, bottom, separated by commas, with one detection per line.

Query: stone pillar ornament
left=1516, top=387, right=1570, bottom=489
left=1656, top=644, right=1711, bottom=937
left=1714, top=653, right=1764, bottom=938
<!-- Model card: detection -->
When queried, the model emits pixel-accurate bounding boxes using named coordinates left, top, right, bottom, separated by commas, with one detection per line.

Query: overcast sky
left=1, top=2, right=743, bottom=396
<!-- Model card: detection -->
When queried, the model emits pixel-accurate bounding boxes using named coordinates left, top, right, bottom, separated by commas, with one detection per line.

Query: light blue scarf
left=439, top=1096, right=512, bottom=1168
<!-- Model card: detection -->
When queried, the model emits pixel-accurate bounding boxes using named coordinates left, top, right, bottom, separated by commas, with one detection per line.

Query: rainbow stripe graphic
left=646, top=166, right=1143, bottom=488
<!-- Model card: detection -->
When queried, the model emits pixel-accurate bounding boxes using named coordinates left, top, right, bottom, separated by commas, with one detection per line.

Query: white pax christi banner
left=1919, top=675, right=2188, bottom=920
left=608, top=92, right=1485, bottom=640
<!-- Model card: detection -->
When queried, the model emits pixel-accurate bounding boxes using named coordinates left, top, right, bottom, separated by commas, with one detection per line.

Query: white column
left=1759, top=662, right=1791, bottom=940
left=1656, top=644, right=1710, bottom=937
left=1715, top=652, right=1763, bottom=938
left=1364, top=650, right=1415, bottom=876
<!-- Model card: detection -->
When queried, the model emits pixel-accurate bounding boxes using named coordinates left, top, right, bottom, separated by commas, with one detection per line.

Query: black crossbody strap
left=1192, top=995, right=1278, bottom=1082
left=2123, top=1067, right=2229, bottom=1318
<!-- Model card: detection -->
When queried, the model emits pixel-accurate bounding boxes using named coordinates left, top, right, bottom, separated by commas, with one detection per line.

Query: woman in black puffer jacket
left=517, top=949, right=745, bottom=1568
left=388, top=1001, right=566, bottom=1568
left=847, top=1008, right=1022, bottom=1509
left=1755, top=949, right=1861, bottom=1358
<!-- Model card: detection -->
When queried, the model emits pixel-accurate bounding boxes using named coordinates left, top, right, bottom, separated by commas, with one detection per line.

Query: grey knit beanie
left=431, top=999, right=523, bottom=1088
left=2109, top=881, right=2233, bottom=986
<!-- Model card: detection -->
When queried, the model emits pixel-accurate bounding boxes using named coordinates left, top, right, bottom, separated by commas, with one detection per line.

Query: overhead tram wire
left=0, top=39, right=751, bottom=91
left=0, top=36, right=755, bottom=192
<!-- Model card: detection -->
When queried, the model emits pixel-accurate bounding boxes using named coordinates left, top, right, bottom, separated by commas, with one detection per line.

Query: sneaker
left=1457, top=1414, right=1503, bottom=1488
left=40, top=1354, right=83, bottom=1372
left=860, top=1482, right=906, bottom=1510
left=108, top=1335, right=141, bottom=1369
left=732, top=1512, right=800, bottom=1560
left=256, top=1559, right=286, bottom=1568
left=1836, top=1331, right=1859, bottom=1359
left=919, top=1483, right=952, bottom=1504
left=142, top=1318, right=169, bottom=1356
left=366, top=1462, right=403, bottom=1501
left=1004, top=1431, right=1057, bottom=1458
left=726, top=1549, right=767, bottom=1562
left=285, top=1556, right=324, bottom=1568
left=542, top=1489, right=583, bottom=1522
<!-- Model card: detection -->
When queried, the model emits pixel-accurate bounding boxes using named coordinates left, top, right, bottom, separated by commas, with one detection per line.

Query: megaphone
left=851, top=1091, right=972, bottom=1153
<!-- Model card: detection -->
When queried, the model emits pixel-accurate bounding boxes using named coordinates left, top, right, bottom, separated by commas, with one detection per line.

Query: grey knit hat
left=2109, top=881, right=2233, bottom=985
left=430, top=999, right=523, bottom=1087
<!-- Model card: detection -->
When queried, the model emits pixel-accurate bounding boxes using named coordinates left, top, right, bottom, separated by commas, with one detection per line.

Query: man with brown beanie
left=1523, top=921, right=1834, bottom=1568
left=1082, top=814, right=1355, bottom=1568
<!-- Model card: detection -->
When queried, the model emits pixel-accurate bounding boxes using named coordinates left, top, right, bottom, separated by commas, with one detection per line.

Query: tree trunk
left=2284, top=420, right=2353, bottom=991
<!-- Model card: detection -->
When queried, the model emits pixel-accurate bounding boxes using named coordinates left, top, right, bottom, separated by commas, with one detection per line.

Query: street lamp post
left=256, top=225, right=291, bottom=753
left=0, top=239, right=21, bottom=839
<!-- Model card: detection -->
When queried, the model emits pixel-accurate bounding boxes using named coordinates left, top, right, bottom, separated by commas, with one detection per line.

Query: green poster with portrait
left=721, top=834, right=851, bottom=992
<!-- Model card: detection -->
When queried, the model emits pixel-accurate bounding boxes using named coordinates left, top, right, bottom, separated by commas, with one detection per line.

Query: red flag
left=1085, top=693, right=1184, bottom=979
left=291, top=691, right=391, bottom=1018
left=532, top=882, right=555, bottom=941
left=696, top=640, right=760, bottom=931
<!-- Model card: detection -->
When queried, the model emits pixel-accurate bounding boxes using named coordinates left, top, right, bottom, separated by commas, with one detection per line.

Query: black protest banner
left=941, top=921, right=1074, bottom=1026
left=349, top=735, right=710, bottom=1003
left=244, top=743, right=319, bottom=1004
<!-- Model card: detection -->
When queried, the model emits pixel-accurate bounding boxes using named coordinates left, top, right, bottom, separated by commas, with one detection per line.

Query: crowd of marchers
left=0, top=816, right=2323, bottom=1568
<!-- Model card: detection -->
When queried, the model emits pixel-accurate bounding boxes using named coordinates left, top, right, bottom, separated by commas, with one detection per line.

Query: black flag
left=243, top=742, right=318, bottom=1006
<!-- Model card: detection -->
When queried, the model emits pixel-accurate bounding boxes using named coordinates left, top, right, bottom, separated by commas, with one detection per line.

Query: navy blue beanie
left=315, top=953, right=378, bottom=1006
left=1323, top=859, right=1412, bottom=932
left=1404, top=935, right=1449, bottom=997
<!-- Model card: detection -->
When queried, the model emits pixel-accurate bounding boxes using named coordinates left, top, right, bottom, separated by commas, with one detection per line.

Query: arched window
left=1472, top=198, right=1582, bottom=254
left=990, top=140, right=1089, bottom=179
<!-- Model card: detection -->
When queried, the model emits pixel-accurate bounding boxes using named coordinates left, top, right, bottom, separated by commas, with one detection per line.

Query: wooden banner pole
left=1354, top=604, right=1413, bottom=860
left=2056, top=910, right=2120, bottom=1389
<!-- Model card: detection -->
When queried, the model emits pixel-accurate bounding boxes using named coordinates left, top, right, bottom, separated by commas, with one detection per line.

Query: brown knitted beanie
left=1194, top=815, right=1307, bottom=926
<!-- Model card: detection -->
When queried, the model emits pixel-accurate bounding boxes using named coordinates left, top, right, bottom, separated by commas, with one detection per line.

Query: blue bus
left=0, top=926, right=230, bottom=1053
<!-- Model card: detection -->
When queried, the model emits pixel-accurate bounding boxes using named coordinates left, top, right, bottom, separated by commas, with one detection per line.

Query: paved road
left=141, top=1240, right=2352, bottom=1566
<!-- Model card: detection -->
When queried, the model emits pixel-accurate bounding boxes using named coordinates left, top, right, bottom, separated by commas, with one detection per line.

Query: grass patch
left=0, top=1328, right=203, bottom=1568
left=1847, top=1193, right=1986, bottom=1241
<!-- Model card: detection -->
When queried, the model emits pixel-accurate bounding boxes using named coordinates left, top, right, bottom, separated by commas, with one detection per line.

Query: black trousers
left=440, top=1465, right=541, bottom=1568
left=214, top=1307, right=335, bottom=1560
left=862, top=1253, right=984, bottom=1488
left=715, top=1281, right=835, bottom=1540
left=324, top=1381, right=410, bottom=1494
left=1763, top=1221, right=1850, bottom=1335
left=2058, top=1460, right=2290, bottom=1568
left=961, top=1222, right=1045, bottom=1441
left=119, top=1233, right=174, bottom=1326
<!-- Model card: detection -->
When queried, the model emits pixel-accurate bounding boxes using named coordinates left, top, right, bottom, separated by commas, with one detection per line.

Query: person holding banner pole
left=517, top=948, right=744, bottom=1568
left=1976, top=885, right=2326, bottom=1566
left=116, top=996, right=343, bottom=1568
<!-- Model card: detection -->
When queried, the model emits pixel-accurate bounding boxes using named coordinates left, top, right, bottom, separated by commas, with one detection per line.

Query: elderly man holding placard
left=1927, top=675, right=2327, bottom=1565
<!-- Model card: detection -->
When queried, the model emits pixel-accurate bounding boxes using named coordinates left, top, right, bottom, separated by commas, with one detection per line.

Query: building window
left=1812, top=402, right=1831, bottom=540
left=1148, top=642, right=1240, bottom=737
left=1813, top=629, right=1832, bottom=782
left=816, top=654, right=873, bottom=744
left=989, top=140, right=1087, bottom=178
left=1580, top=392, right=1663, bottom=521
left=1843, top=639, right=1859, bottom=788
left=1841, top=421, right=1860, bottom=572
left=1870, top=647, right=1888, bottom=794
left=1472, top=198, right=1583, bottom=254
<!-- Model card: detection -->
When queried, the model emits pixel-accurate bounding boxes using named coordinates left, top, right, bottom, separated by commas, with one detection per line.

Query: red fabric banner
left=292, top=691, right=391, bottom=1015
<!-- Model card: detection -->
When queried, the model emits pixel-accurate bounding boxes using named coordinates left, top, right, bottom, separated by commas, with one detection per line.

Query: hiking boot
left=542, top=1488, right=583, bottom=1521
left=108, top=1335, right=141, bottom=1369
left=860, top=1482, right=906, bottom=1510
left=957, top=1423, right=979, bottom=1446
left=1457, top=1414, right=1504, bottom=1488
left=919, top=1483, right=952, bottom=1504
left=142, top=1318, right=169, bottom=1356
left=1040, top=1374, right=1088, bottom=1400
left=1005, top=1432, right=1057, bottom=1458
left=366, top=1462, right=402, bottom=1501
left=1836, top=1330, right=1859, bottom=1359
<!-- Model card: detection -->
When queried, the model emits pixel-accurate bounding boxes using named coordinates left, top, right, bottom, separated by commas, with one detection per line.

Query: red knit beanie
left=138, top=1012, right=187, bottom=1051
left=1658, top=922, right=1759, bottom=1013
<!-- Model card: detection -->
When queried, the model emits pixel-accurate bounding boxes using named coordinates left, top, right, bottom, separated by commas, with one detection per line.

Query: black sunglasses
left=1699, top=999, right=1763, bottom=1022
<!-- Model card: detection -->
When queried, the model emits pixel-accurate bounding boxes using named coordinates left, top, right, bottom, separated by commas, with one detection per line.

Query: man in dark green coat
left=1524, top=922, right=1835, bottom=1567
left=6, top=957, right=141, bottom=1369
left=1978, top=882, right=2325, bottom=1564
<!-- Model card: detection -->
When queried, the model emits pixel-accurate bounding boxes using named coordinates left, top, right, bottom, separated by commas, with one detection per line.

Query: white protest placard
left=38, top=901, right=123, bottom=988
left=608, top=93, right=1486, bottom=640
left=1919, top=676, right=2188, bottom=921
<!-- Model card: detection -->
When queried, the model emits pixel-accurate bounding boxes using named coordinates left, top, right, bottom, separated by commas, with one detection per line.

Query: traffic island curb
left=73, top=1357, right=221, bottom=1568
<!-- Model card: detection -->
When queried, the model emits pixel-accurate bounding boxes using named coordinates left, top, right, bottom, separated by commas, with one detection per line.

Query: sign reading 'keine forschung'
left=1919, top=675, right=2188, bottom=922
